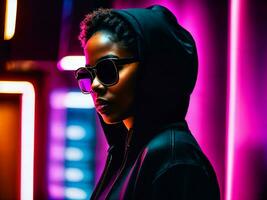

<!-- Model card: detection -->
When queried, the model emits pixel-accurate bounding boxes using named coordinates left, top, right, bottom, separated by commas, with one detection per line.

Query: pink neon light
left=226, top=0, right=239, bottom=199
left=48, top=184, right=65, bottom=198
left=0, top=81, right=35, bottom=200
left=49, top=163, right=65, bottom=181
left=57, top=56, right=85, bottom=71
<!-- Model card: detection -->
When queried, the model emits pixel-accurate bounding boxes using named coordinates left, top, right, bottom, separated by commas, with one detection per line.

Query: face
left=84, top=31, right=139, bottom=124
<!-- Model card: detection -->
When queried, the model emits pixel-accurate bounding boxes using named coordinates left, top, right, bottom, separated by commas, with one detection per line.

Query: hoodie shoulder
left=144, top=126, right=203, bottom=167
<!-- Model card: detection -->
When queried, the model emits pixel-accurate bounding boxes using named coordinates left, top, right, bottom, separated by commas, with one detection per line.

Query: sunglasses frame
left=75, top=56, right=138, bottom=94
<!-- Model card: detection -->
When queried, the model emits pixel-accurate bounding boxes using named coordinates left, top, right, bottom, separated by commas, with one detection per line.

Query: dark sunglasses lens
left=96, top=59, right=118, bottom=85
left=76, top=68, right=93, bottom=93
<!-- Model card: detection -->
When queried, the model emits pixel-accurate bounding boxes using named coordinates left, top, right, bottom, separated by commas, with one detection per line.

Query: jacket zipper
left=104, top=129, right=133, bottom=199
left=118, top=129, right=133, bottom=174
left=92, top=146, right=114, bottom=200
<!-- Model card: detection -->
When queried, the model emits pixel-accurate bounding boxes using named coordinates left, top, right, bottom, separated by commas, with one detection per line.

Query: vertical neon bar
left=226, top=0, right=240, bottom=199
left=0, top=81, right=35, bottom=200
left=4, top=0, right=18, bottom=40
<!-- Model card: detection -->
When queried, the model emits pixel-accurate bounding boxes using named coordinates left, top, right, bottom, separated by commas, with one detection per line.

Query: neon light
left=65, top=92, right=94, bottom=108
left=4, top=0, right=17, bottom=40
left=57, top=56, right=85, bottom=71
left=50, top=144, right=65, bottom=161
left=65, top=147, right=84, bottom=161
left=51, top=91, right=94, bottom=109
left=226, top=0, right=240, bottom=199
left=0, top=81, right=35, bottom=200
left=66, top=125, right=86, bottom=140
left=49, top=163, right=65, bottom=181
left=48, top=184, right=64, bottom=199
left=65, top=168, right=84, bottom=182
left=64, top=187, right=87, bottom=199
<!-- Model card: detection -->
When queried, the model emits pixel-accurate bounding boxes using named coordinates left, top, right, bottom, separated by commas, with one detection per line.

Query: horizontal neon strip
left=4, top=0, right=17, bottom=40
left=50, top=91, right=94, bottom=109
left=57, top=56, right=85, bottom=71
left=0, top=81, right=35, bottom=200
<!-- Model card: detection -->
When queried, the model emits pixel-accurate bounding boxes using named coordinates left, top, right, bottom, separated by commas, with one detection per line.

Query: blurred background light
left=64, top=187, right=88, bottom=199
left=49, top=163, right=65, bottom=182
left=48, top=184, right=65, bottom=199
left=50, top=91, right=94, bottom=109
left=4, top=0, right=17, bottom=40
left=66, top=125, right=86, bottom=140
left=49, top=90, right=96, bottom=199
left=65, top=168, right=84, bottom=182
left=57, top=56, right=85, bottom=71
left=0, top=81, right=35, bottom=200
left=50, top=144, right=65, bottom=161
left=65, top=147, right=84, bottom=161
left=64, top=92, right=94, bottom=109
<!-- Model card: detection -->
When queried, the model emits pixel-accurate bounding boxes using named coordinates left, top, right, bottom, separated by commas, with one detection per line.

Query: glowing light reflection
left=0, top=81, right=35, bottom=200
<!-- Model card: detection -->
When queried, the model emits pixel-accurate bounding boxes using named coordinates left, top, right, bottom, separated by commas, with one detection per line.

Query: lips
left=95, top=98, right=111, bottom=114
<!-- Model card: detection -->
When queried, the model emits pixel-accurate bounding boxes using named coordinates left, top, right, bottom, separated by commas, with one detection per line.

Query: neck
left=123, top=116, right=134, bottom=131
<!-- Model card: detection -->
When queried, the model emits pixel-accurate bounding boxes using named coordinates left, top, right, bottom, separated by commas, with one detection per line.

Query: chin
left=101, top=113, right=123, bottom=124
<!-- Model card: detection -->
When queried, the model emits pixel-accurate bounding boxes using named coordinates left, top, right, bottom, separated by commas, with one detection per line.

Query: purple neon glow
left=49, top=144, right=65, bottom=161
left=226, top=0, right=239, bottom=199
left=48, top=184, right=64, bottom=199
left=49, top=163, right=65, bottom=181
left=229, top=0, right=267, bottom=199
left=48, top=91, right=66, bottom=199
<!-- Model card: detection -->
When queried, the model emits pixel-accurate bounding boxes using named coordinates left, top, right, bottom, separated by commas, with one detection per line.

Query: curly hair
left=79, top=8, right=138, bottom=56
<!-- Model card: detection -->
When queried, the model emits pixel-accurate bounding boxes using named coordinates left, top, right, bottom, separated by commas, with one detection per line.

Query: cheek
left=113, top=79, right=135, bottom=107
left=100, top=84, right=135, bottom=124
left=111, top=68, right=137, bottom=110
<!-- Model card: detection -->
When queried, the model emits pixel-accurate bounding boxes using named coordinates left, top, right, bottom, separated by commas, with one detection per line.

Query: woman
left=75, top=5, right=220, bottom=200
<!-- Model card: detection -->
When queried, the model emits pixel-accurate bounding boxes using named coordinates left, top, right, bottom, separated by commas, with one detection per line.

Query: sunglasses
left=75, top=56, right=138, bottom=94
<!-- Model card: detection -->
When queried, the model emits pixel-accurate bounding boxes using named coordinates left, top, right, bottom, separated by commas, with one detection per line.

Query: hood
left=98, top=5, right=198, bottom=152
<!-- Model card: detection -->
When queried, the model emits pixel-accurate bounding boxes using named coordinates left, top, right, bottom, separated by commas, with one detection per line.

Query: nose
left=91, top=76, right=106, bottom=94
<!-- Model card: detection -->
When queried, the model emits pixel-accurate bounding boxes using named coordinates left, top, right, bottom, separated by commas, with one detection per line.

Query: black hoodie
left=91, top=5, right=220, bottom=200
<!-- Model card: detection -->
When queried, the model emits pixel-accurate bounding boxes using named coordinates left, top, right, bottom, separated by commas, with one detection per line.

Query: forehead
left=84, top=31, right=119, bottom=64
left=85, top=31, right=115, bottom=51
left=84, top=31, right=133, bottom=65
